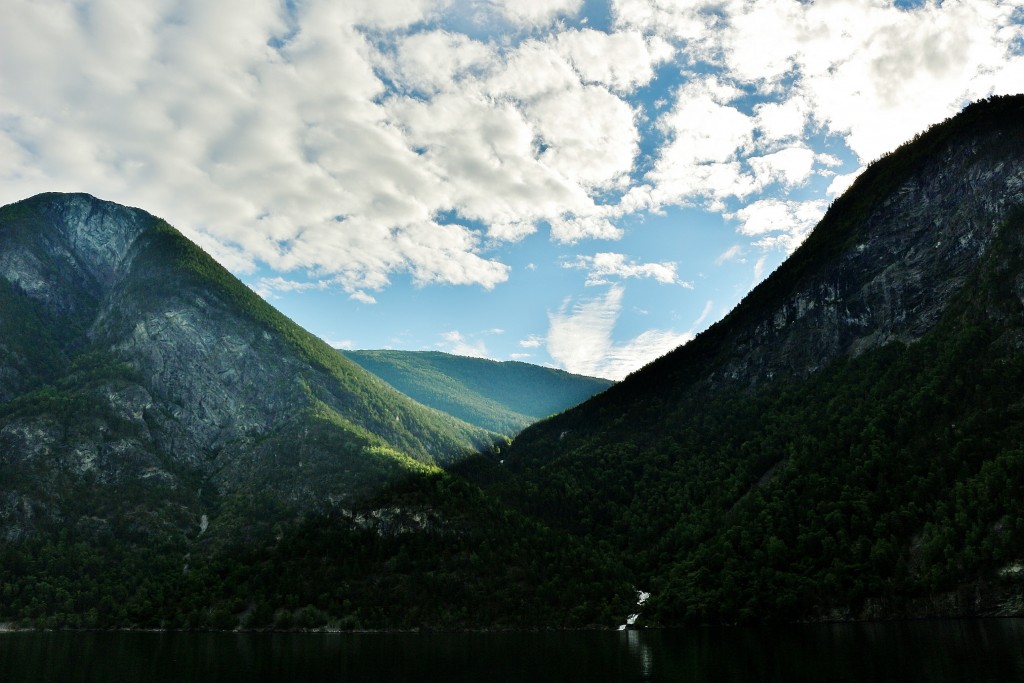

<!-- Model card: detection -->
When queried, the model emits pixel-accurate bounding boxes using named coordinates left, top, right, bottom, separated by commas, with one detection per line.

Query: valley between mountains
left=2, top=95, right=1024, bottom=629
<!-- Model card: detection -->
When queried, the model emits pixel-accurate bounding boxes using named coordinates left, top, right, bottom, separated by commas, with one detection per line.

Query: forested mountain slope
left=343, top=350, right=612, bottom=435
left=471, top=94, right=1024, bottom=624
left=0, top=193, right=632, bottom=629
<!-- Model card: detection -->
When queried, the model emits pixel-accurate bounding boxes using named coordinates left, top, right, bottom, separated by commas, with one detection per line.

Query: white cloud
left=611, top=0, right=723, bottom=54
left=754, top=97, right=809, bottom=142
left=817, top=153, right=844, bottom=168
left=495, top=0, right=583, bottom=27
left=827, top=167, right=866, bottom=198
left=385, top=34, right=643, bottom=244
left=391, top=30, right=494, bottom=94
left=715, top=244, right=745, bottom=265
left=545, top=286, right=693, bottom=379
left=749, top=147, right=816, bottom=189
left=439, top=330, right=490, bottom=358
left=730, top=198, right=827, bottom=253
left=546, top=286, right=625, bottom=378
left=526, top=85, right=640, bottom=190
left=349, top=290, right=378, bottom=304
left=646, top=78, right=759, bottom=206
left=616, top=0, right=1024, bottom=163
left=753, top=254, right=769, bottom=284
left=794, top=0, right=1024, bottom=161
left=553, top=29, right=674, bottom=92
left=563, top=252, right=691, bottom=287
left=253, top=276, right=328, bottom=299
left=519, top=335, right=544, bottom=348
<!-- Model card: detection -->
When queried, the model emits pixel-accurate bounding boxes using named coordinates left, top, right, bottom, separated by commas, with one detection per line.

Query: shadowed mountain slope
left=0, top=193, right=632, bottom=630
left=470, top=94, right=1024, bottom=624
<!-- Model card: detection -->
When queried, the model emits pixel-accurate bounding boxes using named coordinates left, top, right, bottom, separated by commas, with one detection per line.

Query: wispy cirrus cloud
left=545, top=286, right=695, bottom=379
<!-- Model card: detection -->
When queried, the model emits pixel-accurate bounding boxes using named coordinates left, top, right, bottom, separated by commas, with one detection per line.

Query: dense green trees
left=344, top=350, right=612, bottom=435
left=470, top=201, right=1024, bottom=624
left=0, top=472, right=634, bottom=630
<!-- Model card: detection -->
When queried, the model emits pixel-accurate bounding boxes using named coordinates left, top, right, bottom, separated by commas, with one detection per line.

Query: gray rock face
left=0, top=192, right=489, bottom=543
left=0, top=195, right=151, bottom=322
left=40, top=194, right=151, bottom=288
left=704, top=127, right=1024, bottom=388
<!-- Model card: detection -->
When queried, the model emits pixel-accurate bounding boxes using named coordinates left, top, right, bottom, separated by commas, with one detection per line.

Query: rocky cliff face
left=592, top=97, right=1024, bottom=399
left=0, top=193, right=492, bottom=542
left=713, top=128, right=1024, bottom=387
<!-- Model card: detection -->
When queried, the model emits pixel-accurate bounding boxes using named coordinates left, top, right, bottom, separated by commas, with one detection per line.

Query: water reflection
left=2, top=620, right=1023, bottom=682
left=631, top=620, right=1024, bottom=682
left=623, top=629, right=654, bottom=679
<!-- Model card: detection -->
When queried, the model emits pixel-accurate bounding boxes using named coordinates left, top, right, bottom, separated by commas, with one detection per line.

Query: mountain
left=342, top=350, right=613, bottom=435
left=468, top=94, right=1024, bottom=624
left=0, top=192, right=494, bottom=527
left=6, top=95, right=1024, bottom=632
left=0, top=193, right=632, bottom=630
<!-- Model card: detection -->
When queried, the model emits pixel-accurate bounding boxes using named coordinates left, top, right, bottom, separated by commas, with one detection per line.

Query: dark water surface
left=3, top=619, right=1024, bottom=682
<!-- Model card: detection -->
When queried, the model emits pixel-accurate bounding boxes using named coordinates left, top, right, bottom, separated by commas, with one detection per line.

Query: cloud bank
left=2, top=0, right=1021, bottom=373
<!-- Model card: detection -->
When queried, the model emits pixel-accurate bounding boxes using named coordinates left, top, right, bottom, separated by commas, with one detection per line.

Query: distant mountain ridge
left=343, top=350, right=612, bottom=435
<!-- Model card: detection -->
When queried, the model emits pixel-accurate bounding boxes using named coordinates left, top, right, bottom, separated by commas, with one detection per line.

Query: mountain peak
left=15, top=192, right=153, bottom=286
left=623, top=95, right=1024, bottom=395
left=0, top=192, right=496, bottom=533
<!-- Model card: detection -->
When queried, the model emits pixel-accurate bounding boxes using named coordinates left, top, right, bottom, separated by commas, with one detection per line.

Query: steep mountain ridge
left=485, top=94, right=1024, bottom=623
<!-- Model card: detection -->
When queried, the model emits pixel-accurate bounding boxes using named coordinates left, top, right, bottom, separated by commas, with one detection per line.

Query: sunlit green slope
left=344, top=349, right=612, bottom=435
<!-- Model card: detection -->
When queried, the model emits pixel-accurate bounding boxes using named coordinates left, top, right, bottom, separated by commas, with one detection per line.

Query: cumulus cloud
left=754, top=97, right=809, bottom=142
left=729, top=199, right=828, bottom=253
left=519, top=334, right=544, bottom=348
left=616, top=0, right=1024, bottom=162
left=749, top=147, right=817, bottom=189
left=494, top=0, right=583, bottom=27
left=383, top=32, right=650, bottom=244
left=1, top=0, right=1021, bottom=324
left=0, top=0, right=657, bottom=295
left=645, top=78, right=758, bottom=207
left=553, top=28, right=674, bottom=92
left=391, top=30, right=494, bottom=94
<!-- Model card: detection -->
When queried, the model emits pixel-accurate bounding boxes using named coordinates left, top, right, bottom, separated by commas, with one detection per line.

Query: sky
left=2, top=0, right=1023, bottom=380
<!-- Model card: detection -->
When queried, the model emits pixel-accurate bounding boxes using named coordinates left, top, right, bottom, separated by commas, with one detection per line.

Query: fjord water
left=3, top=620, right=1023, bottom=682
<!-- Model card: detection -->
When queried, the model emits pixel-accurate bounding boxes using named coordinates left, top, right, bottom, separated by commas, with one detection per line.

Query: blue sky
left=2, top=0, right=1023, bottom=378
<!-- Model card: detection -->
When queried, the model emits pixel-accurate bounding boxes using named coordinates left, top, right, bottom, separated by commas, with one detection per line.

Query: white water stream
left=618, top=590, right=650, bottom=630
